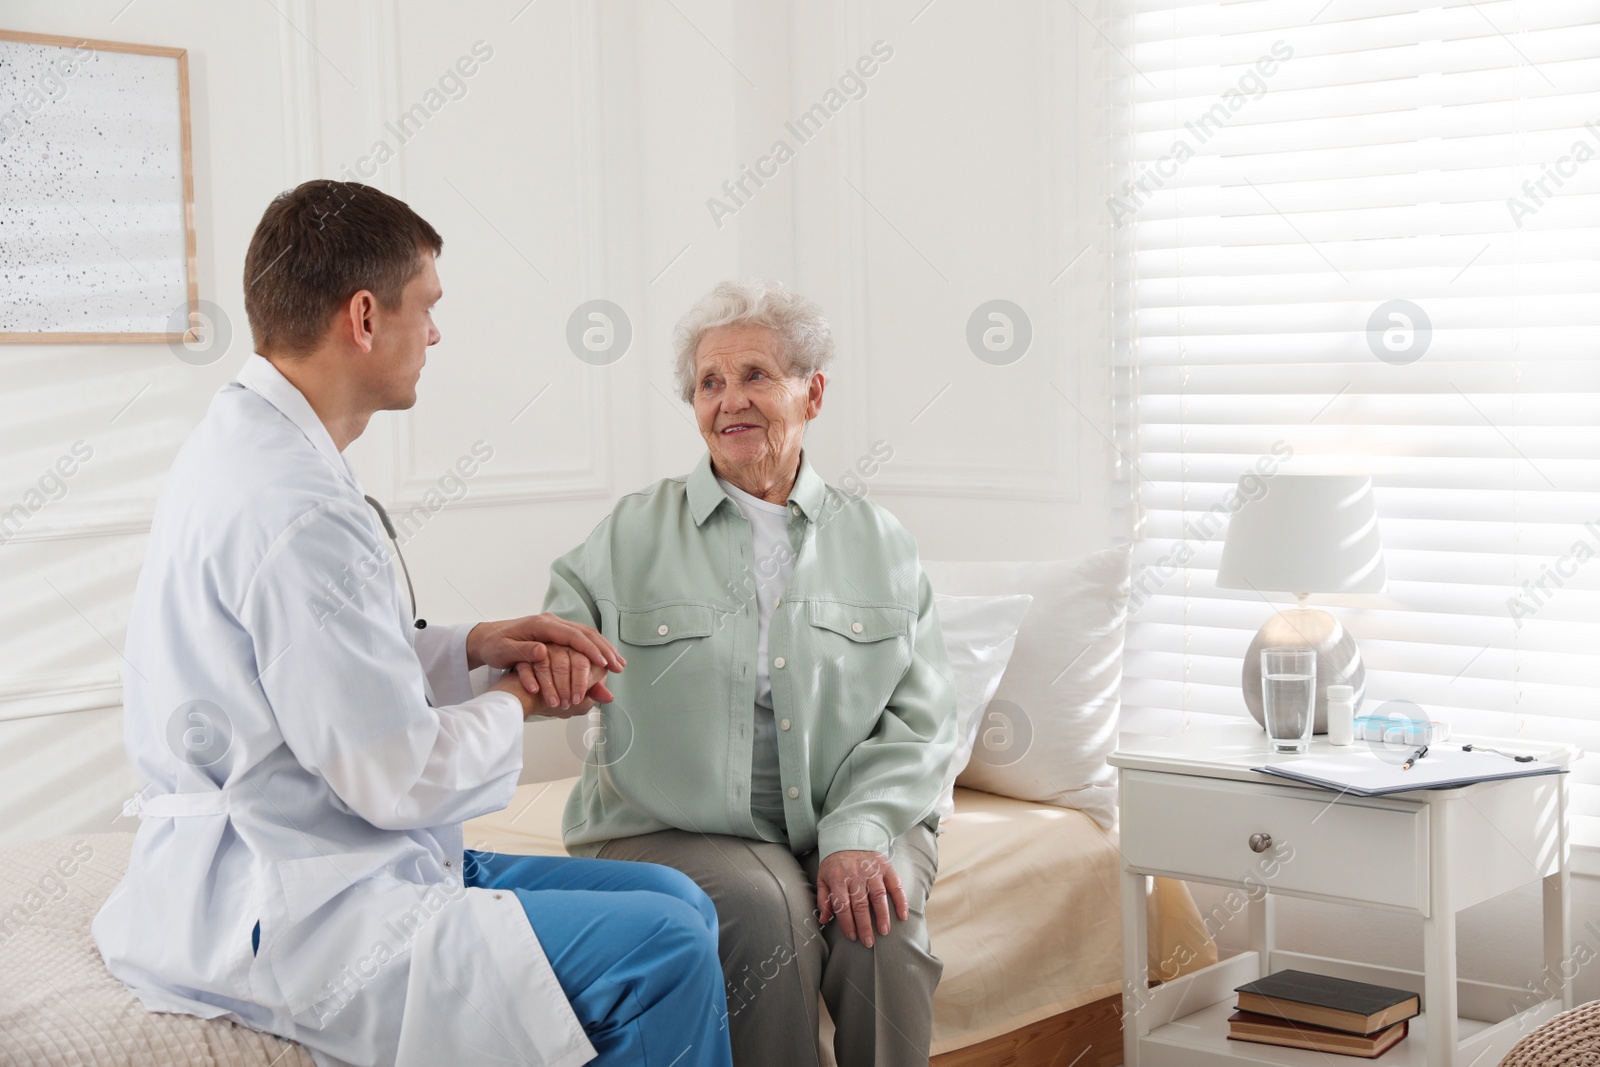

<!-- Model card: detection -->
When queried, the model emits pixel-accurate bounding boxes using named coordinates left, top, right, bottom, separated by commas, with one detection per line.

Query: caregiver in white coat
left=93, top=180, right=735, bottom=1067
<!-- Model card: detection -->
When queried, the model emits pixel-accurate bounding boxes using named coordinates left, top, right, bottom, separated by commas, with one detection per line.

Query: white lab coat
left=92, top=355, right=595, bottom=1067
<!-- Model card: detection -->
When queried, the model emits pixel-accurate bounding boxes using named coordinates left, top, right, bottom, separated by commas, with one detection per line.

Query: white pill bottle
left=1326, top=684, right=1356, bottom=746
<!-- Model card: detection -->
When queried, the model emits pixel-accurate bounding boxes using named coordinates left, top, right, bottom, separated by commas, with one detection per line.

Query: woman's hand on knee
left=816, top=850, right=908, bottom=949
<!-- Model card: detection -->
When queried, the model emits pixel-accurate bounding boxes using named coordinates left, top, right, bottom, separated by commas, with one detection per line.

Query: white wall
left=0, top=0, right=1115, bottom=842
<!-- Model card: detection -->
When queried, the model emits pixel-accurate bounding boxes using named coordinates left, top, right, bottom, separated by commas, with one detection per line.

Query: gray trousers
left=597, top=824, right=941, bottom=1067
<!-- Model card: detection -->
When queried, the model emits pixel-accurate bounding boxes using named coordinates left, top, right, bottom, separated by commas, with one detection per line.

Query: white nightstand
left=1111, top=722, right=1577, bottom=1067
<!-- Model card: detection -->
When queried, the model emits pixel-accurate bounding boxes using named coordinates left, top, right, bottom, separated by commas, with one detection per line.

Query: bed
left=0, top=777, right=1214, bottom=1067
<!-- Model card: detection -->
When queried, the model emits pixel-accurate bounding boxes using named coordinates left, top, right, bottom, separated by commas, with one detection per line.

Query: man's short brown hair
left=242, top=180, right=443, bottom=355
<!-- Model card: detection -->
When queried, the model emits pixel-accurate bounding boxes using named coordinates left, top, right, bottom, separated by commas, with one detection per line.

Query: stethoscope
left=365, top=495, right=426, bottom=629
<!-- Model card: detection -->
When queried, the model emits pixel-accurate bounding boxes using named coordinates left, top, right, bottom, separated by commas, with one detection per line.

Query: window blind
left=1119, top=0, right=1600, bottom=834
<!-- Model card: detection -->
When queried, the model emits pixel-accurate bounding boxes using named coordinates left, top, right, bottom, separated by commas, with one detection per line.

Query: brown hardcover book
left=1235, top=970, right=1420, bottom=1035
left=1228, top=1010, right=1409, bottom=1058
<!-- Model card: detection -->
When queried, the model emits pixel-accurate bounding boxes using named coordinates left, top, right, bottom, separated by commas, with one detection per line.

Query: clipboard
left=1254, top=745, right=1564, bottom=796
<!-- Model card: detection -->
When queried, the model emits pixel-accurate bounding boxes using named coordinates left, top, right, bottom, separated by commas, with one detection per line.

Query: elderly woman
left=544, top=280, right=957, bottom=1067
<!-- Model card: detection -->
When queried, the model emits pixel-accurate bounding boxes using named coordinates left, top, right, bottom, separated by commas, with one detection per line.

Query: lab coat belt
left=124, top=791, right=232, bottom=818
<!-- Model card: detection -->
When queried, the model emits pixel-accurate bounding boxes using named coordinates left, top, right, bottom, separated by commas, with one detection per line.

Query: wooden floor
left=930, top=994, right=1123, bottom=1067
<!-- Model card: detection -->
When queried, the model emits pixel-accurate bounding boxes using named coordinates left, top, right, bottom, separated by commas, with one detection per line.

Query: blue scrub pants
left=464, top=849, right=734, bottom=1067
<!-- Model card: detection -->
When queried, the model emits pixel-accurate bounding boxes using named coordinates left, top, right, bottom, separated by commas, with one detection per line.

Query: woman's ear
left=804, top=372, right=826, bottom=420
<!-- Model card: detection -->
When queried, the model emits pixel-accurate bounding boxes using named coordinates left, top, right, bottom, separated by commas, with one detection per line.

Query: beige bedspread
left=464, top=779, right=1218, bottom=1058
left=0, top=786, right=1215, bottom=1065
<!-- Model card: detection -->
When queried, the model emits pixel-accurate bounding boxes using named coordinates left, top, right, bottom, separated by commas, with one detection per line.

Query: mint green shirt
left=547, top=452, right=958, bottom=860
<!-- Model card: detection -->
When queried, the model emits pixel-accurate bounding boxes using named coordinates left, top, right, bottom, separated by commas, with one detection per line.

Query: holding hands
left=470, top=613, right=625, bottom=718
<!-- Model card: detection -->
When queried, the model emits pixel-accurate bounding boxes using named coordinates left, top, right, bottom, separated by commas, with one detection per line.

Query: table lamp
left=1216, top=474, right=1386, bottom=733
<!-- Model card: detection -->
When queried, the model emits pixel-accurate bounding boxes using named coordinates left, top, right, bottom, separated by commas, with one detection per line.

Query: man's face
left=364, top=252, right=442, bottom=411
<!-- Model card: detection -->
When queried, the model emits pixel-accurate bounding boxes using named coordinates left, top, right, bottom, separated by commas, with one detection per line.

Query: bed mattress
left=0, top=832, right=313, bottom=1067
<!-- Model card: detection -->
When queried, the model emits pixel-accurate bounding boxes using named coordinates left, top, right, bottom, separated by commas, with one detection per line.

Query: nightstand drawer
left=1120, top=770, right=1429, bottom=911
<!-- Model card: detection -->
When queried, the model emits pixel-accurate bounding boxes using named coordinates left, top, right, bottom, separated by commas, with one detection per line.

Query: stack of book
left=1228, top=970, right=1420, bottom=1058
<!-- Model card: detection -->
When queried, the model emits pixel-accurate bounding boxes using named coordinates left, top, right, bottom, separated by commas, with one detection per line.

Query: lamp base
left=1241, top=609, right=1366, bottom=733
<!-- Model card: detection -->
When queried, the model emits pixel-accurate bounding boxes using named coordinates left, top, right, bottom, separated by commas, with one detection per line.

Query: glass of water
left=1262, top=647, right=1316, bottom=753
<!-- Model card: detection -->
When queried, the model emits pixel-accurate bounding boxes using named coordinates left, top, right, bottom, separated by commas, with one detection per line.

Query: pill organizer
left=1353, top=714, right=1451, bottom=745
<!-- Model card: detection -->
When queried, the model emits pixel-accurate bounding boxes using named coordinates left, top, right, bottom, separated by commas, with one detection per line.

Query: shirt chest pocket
left=803, top=602, right=913, bottom=719
left=617, top=603, right=716, bottom=647
left=616, top=604, right=719, bottom=697
left=806, top=601, right=908, bottom=675
left=806, top=601, right=912, bottom=645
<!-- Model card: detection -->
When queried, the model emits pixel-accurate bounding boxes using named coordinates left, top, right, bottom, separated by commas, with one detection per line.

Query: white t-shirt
left=718, top=476, right=796, bottom=834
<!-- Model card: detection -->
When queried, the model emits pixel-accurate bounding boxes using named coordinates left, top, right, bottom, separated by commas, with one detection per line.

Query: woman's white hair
left=673, top=280, right=835, bottom=402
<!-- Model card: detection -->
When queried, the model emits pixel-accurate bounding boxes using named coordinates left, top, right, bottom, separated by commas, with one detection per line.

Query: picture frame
left=0, top=29, right=197, bottom=343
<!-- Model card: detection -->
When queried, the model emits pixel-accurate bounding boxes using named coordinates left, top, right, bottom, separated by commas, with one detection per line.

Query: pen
left=1402, top=744, right=1428, bottom=771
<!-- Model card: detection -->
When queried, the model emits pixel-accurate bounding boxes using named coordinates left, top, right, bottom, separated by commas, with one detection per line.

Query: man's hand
left=816, top=849, right=908, bottom=949
left=467, top=613, right=625, bottom=710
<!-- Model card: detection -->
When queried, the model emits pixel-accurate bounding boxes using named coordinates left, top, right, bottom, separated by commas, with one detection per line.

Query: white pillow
left=923, top=547, right=1132, bottom=831
left=930, top=593, right=1034, bottom=826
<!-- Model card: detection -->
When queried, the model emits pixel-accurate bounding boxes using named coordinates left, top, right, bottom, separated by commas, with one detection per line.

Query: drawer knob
left=1248, top=832, right=1273, bottom=854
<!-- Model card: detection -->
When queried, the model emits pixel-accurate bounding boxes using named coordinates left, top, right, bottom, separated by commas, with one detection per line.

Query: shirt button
left=780, top=718, right=791, bottom=731
left=787, top=786, right=800, bottom=799
left=444, top=860, right=452, bottom=870
left=775, top=597, right=781, bottom=608
left=851, top=622, right=864, bottom=634
left=658, top=624, right=670, bottom=635
left=774, top=656, right=786, bottom=669
left=791, top=505, right=802, bottom=516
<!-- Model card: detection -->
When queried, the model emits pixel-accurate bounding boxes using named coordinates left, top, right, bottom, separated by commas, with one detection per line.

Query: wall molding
left=391, top=458, right=613, bottom=510
left=0, top=499, right=155, bottom=543
left=867, top=473, right=1078, bottom=502
left=278, top=0, right=322, bottom=184
left=385, top=3, right=614, bottom=508
left=361, top=0, right=404, bottom=197
left=0, top=669, right=122, bottom=723
left=823, top=0, right=1078, bottom=505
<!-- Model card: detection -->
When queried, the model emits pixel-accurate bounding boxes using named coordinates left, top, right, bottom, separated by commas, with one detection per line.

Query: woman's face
left=692, top=324, right=824, bottom=501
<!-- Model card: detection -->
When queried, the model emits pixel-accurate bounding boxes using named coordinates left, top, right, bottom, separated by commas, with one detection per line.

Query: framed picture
left=0, top=29, right=197, bottom=343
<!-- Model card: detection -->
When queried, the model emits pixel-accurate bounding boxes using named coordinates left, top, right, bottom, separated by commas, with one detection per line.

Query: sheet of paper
left=1255, top=744, right=1563, bottom=796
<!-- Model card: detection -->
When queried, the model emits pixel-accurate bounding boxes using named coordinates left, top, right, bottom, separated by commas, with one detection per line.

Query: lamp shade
left=1216, top=474, right=1386, bottom=594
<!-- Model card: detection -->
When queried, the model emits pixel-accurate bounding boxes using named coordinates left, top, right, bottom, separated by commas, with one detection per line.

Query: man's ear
left=342, top=290, right=378, bottom=354
left=805, top=372, right=826, bottom=420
